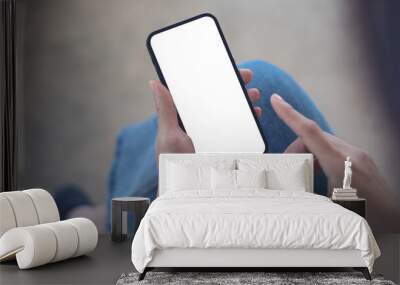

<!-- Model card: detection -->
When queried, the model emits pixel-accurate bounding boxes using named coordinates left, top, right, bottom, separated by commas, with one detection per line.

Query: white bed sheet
left=131, top=190, right=380, bottom=273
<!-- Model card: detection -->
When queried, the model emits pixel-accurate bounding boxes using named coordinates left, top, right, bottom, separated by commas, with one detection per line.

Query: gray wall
left=18, top=0, right=399, bottom=204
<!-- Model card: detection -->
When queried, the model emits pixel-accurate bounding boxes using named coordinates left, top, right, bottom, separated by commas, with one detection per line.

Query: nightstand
left=111, top=197, right=150, bottom=242
left=332, top=198, right=366, bottom=218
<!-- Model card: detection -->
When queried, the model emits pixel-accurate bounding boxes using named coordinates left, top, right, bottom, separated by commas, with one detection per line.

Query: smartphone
left=147, top=13, right=267, bottom=153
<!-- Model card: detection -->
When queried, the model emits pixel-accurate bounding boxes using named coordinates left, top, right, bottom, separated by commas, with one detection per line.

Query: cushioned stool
left=0, top=189, right=98, bottom=269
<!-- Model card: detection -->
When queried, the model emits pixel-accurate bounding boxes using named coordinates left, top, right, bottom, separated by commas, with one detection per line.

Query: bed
left=131, top=153, right=380, bottom=280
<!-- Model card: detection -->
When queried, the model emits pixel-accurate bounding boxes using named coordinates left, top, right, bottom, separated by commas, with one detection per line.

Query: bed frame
left=140, top=248, right=370, bottom=280
left=139, top=154, right=371, bottom=280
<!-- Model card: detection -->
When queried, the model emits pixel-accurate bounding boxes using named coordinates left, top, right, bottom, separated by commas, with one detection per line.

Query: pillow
left=237, top=159, right=308, bottom=191
left=266, top=167, right=307, bottom=191
left=211, top=168, right=268, bottom=190
left=236, top=169, right=267, bottom=189
left=211, top=168, right=236, bottom=190
left=166, top=159, right=236, bottom=192
left=167, top=163, right=211, bottom=191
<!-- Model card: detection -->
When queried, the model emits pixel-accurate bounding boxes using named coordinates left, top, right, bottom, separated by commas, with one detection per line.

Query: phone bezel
left=146, top=13, right=268, bottom=153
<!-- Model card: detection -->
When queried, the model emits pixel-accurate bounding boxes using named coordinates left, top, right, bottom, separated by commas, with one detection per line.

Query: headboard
left=158, top=153, right=314, bottom=195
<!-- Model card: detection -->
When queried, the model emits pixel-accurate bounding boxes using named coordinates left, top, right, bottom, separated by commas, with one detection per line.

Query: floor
left=374, top=234, right=400, bottom=283
left=0, top=234, right=398, bottom=284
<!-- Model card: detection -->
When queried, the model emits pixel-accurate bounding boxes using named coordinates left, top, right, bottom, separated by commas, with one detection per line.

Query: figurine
left=332, top=156, right=358, bottom=200
left=343, top=156, right=352, bottom=189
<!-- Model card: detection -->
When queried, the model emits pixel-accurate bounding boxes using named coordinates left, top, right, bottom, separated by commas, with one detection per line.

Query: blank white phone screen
left=150, top=15, right=265, bottom=153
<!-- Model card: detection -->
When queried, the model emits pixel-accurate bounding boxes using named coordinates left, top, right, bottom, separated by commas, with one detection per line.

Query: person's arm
left=270, top=94, right=400, bottom=233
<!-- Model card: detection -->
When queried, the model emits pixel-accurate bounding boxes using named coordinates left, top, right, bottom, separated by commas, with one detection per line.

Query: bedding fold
left=131, top=190, right=380, bottom=273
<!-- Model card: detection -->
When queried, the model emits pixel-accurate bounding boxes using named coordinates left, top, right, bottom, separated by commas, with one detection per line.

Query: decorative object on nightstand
left=111, top=197, right=150, bottom=242
left=332, top=156, right=359, bottom=200
left=331, top=157, right=365, bottom=217
left=332, top=198, right=366, bottom=218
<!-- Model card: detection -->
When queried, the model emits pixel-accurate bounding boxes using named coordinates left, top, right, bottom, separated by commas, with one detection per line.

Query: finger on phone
left=247, top=88, right=260, bottom=103
left=239, top=68, right=252, bottom=85
left=149, top=80, right=178, bottom=130
left=254, top=106, right=262, bottom=118
left=270, top=94, right=336, bottom=161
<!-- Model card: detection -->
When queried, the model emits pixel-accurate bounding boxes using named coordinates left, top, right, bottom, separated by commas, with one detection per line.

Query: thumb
left=149, top=80, right=179, bottom=131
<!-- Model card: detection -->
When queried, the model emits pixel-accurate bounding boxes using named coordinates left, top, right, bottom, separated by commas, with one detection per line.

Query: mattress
left=131, top=190, right=380, bottom=273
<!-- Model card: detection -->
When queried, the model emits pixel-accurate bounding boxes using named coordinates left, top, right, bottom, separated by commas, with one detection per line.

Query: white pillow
left=266, top=166, right=307, bottom=191
left=167, top=163, right=211, bottom=191
left=236, top=169, right=267, bottom=189
left=211, top=168, right=236, bottom=190
left=237, top=159, right=308, bottom=191
left=211, top=168, right=268, bottom=190
left=166, top=159, right=235, bottom=192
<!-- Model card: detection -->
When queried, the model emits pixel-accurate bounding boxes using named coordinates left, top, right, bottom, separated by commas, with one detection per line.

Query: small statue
left=332, top=156, right=358, bottom=200
left=343, top=156, right=352, bottom=189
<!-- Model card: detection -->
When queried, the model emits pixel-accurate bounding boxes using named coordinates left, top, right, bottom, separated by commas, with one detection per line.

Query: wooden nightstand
left=332, top=198, right=366, bottom=218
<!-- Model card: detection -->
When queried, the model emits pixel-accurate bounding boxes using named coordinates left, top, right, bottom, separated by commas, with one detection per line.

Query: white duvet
left=131, top=190, right=380, bottom=273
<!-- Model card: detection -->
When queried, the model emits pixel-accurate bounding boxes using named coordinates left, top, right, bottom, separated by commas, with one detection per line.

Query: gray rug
left=117, top=272, right=396, bottom=285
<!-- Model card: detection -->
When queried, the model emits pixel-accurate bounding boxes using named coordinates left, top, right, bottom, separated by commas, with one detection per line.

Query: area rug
left=117, top=271, right=396, bottom=285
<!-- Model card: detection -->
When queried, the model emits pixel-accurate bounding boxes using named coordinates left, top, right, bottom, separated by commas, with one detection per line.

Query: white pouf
left=0, top=196, right=17, bottom=237
left=42, top=221, right=79, bottom=262
left=0, top=225, right=57, bottom=268
left=0, top=218, right=98, bottom=269
left=23, top=189, right=60, bottom=223
left=1, top=191, right=39, bottom=227
left=0, top=189, right=98, bottom=269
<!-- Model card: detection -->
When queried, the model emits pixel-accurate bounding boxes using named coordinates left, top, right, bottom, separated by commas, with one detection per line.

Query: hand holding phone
left=149, top=69, right=263, bottom=159
left=147, top=13, right=267, bottom=153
